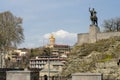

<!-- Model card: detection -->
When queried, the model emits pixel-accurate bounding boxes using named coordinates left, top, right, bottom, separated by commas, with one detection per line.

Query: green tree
left=30, top=48, right=44, bottom=58
left=43, top=47, right=52, bottom=57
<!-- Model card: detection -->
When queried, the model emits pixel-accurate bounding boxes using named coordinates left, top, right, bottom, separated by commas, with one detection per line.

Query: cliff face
left=62, top=36, right=120, bottom=79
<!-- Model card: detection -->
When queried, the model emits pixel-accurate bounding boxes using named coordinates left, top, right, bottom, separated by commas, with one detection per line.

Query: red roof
left=54, top=44, right=69, bottom=47
left=30, top=57, right=65, bottom=61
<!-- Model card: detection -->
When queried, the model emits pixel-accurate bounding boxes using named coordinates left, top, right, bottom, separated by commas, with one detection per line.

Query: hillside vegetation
left=62, top=36, right=120, bottom=79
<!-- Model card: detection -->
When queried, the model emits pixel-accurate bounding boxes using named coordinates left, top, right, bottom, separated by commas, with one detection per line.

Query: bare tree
left=0, top=11, right=24, bottom=48
left=103, top=17, right=120, bottom=32
left=0, top=11, right=24, bottom=67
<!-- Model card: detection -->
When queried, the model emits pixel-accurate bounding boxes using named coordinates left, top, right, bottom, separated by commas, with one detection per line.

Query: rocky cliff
left=62, top=36, right=120, bottom=79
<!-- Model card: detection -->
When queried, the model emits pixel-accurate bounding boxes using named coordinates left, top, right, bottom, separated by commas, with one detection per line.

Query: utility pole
left=48, top=54, right=50, bottom=80
left=48, top=47, right=51, bottom=80
left=44, top=47, right=51, bottom=80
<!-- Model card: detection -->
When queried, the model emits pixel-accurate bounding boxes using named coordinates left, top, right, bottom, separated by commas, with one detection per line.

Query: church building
left=46, top=34, right=70, bottom=57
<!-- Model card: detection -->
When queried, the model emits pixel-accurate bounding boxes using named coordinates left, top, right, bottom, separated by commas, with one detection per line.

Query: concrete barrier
left=0, top=68, right=24, bottom=80
left=72, top=73, right=102, bottom=80
left=6, top=71, right=39, bottom=80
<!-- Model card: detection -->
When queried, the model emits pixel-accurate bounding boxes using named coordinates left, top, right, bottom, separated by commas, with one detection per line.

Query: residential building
left=29, top=56, right=65, bottom=69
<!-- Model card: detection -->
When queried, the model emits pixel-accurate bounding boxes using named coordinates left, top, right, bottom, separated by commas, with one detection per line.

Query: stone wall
left=97, top=32, right=120, bottom=40
left=77, top=25, right=120, bottom=45
left=77, top=33, right=89, bottom=45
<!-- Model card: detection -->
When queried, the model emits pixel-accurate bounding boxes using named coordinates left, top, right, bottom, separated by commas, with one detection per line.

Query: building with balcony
left=29, top=57, right=65, bottom=69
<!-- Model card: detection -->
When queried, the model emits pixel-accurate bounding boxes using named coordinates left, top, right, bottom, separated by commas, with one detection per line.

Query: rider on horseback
left=89, top=8, right=98, bottom=26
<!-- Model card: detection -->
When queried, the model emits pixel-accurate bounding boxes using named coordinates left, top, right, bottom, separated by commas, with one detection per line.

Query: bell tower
left=49, top=34, right=55, bottom=46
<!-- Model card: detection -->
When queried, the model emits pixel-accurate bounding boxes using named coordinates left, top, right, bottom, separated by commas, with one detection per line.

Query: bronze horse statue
left=89, top=8, right=98, bottom=26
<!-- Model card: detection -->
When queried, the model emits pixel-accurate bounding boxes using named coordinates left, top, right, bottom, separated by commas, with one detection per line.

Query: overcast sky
left=0, top=0, right=120, bottom=48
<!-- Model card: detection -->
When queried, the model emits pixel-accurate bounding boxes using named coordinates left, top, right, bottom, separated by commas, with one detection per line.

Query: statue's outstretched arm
left=89, top=8, right=91, bottom=12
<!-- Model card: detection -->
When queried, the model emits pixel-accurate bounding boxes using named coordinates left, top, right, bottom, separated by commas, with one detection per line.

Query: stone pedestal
left=6, top=71, right=39, bottom=80
left=72, top=73, right=102, bottom=80
left=89, top=25, right=100, bottom=43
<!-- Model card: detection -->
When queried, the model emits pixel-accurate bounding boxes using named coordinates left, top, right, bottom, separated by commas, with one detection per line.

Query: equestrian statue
left=89, top=8, right=98, bottom=26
